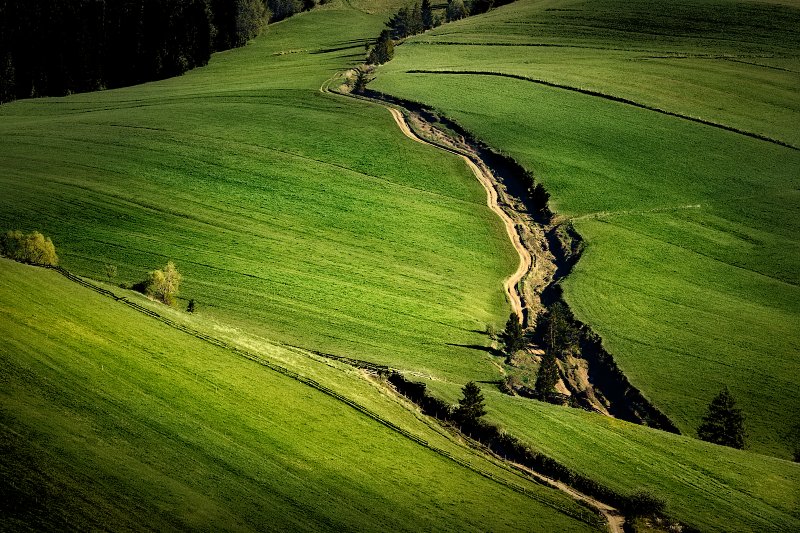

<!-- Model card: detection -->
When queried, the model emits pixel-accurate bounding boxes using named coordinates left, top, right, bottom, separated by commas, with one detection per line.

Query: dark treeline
left=0, top=0, right=317, bottom=104
left=367, top=0, right=520, bottom=65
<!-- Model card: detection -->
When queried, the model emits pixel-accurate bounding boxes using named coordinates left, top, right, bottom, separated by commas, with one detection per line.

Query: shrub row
left=387, top=371, right=668, bottom=521
left=0, top=230, right=58, bottom=266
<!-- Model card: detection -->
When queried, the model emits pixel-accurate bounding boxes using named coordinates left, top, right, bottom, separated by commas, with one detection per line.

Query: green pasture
left=0, top=258, right=601, bottom=531
left=2, top=0, right=799, bottom=529
left=371, top=0, right=800, bottom=457
left=422, top=378, right=800, bottom=533
left=404, top=0, right=800, bottom=146
left=0, top=4, right=517, bottom=384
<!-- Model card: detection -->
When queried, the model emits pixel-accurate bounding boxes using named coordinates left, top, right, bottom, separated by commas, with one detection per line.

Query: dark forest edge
left=0, top=0, right=320, bottom=104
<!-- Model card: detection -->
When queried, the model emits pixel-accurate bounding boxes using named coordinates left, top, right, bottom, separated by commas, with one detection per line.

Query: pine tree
left=367, top=30, right=394, bottom=65
left=500, top=312, right=525, bottom=358
left=454, top=381, right=486, bottom=426
left=421, top=0, right=434, bottom=30
left=697, top=386, right=746, bottom=449
left=386, top=7, right=411, bottom=38
left=536, top=302, right=578, bottom=359
left=352, top=68, right=370, bottom=93
left=534, top=351, right=559, bottom=401
left=409, top=3, right=424, bottom=35
left=446, top=0, right=468, bottom=22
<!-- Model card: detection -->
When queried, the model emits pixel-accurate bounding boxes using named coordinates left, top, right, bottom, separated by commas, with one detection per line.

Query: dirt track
left=386, top=107, right=532, bottom=322
left=388, top=106, right=623, bottom=533
left=510, top=461, right=624, bottom=533
left=320, top=77, right=623, bottom=531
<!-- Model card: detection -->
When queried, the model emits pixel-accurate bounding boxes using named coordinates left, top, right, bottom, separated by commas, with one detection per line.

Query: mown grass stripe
left=404, top=69, right=800, bottom=151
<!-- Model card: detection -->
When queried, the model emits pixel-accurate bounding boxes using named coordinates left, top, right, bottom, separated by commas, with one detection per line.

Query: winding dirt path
left=320, top=78, right=623, bottom=531
left=510, top=461, right=624, bottom=533
left=386, top=107, right=532, bottom=322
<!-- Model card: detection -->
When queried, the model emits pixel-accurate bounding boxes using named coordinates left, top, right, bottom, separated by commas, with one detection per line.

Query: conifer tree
left=410, top=3, right=424, bottom=35
left=367, top=30, right=394, bottom=65
left=352, top=68, right=370, bottom=93
left=536, top=302, right=578, bottom=360
left=534, top=351, right=559, bottom=401
left=454, top=381, right=486, bottom=426
left=421, top=0, right=434, bottom=30
left=500, top=312, right=525, bottom=358
left=697, top=386, right=746, bottom=449
left=446, top=0, right=468, bottom=21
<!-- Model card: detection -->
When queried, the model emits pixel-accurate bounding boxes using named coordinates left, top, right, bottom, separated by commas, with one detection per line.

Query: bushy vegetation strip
left=404, top=70, right=800, bottom=151
left=37, top=263, right=599, bottom=526
left=388, top=372, right=672, bottom=527
left=285, top=345, right=627, bottom=529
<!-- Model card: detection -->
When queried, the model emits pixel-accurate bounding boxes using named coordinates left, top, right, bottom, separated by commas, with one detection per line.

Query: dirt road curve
left=512, top=462, right=625, bottom=533
left=386, top=107, right=532, bottom=322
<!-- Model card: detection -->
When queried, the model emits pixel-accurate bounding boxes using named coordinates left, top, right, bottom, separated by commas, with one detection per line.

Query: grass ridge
left=404, top=69, right=800, bottom=151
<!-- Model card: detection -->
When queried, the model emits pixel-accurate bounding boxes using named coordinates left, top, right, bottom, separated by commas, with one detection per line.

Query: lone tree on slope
left=366, top=30, right=394, bottom=65
left=697, top=386, right=746, bottom=449
left=534, top=350, right=560, bottom=402
left=500, top=312, right=525, bottom=359
left=535, top=302, right=579, bottom=360
left=145, top=260, right=182, bottom=306
left=454, top=381, right=486, bottom=427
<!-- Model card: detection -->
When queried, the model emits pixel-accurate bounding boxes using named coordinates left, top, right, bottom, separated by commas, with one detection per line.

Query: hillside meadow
left=1, top=0, right=799, bottom=530
left=0, top=3, right=516, bottom=384
left=0, top=258, right=601, bottom=531
left=371, top=0, right=800, bottom=458
left=421, top=378, right=800, bottom=533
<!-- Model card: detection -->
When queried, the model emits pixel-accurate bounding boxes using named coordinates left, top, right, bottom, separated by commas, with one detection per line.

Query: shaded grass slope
left=422, top=379, right=800, bottom=533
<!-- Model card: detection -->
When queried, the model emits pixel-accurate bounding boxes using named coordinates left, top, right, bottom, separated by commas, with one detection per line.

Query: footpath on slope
left=321, top=74, right=627, bottom=533
left=323, top=71, right=682, bottom=435
left=320, top=71, right=534, bottom=323
left=386, top=106, right=532, bottom=322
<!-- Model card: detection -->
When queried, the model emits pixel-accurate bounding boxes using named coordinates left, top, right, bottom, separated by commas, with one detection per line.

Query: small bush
left=139, top=261, right=182, bottom=306
left=0, top=230, right=58, bottom=266
left=622, top=489, right=666, bottom=518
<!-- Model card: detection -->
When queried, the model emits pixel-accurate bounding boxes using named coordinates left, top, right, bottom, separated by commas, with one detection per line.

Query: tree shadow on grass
left=447, top=343, right=504, bottom=358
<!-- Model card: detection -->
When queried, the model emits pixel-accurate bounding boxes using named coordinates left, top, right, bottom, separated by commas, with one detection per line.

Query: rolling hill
left=1, top=0, right=798, bottom=530
left=371, top=0, right=800, bottom=459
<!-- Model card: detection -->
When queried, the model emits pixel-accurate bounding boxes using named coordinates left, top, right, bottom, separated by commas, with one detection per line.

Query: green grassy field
left=0, top=4, right=517, bottom=384
left=371, top=0, right=800, bottom=458
left=0, top=258, right=601, bottom=531
left=422, top=378, right=800, bottom=533
left=403, top=0, right=800, bottom=146
left=2, top=0, right=799, bottom=529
